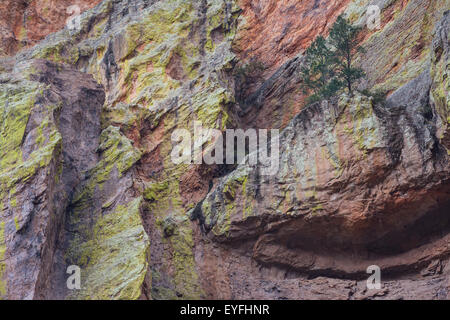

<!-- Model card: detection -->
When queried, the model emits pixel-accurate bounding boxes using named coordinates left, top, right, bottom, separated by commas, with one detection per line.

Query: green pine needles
left=301, top=15, right=365, bottom=103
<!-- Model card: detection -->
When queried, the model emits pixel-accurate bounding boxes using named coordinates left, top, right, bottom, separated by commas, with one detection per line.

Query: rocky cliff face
left=0, top=0, right=449, bottom=300
left=0, top=0, right=101, bottom=56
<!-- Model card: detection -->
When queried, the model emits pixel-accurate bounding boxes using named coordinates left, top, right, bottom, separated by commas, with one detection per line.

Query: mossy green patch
left=202, top=167, right=251, bottom=237
left=353, top=0, right=447, bottom=92
left=13, top=216, right=20, bottom=231
left=338, top=94, right=380, bottom=158
left=164, top=216, right=203, bottom=299
left=32, top=41, right=67, bottom=64
left=71, top=125, right=141, bottom=210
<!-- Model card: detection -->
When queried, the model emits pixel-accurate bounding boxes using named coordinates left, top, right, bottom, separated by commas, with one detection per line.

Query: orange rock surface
left=235, top=0, right=351, bottom=75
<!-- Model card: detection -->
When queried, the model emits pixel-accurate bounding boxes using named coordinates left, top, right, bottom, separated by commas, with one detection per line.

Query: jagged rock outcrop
left=0, top=59, right=105, bottom=299
left=3, top=0, right=240, bottom=299
left=0, top=0, right=449, bottom=300
left=198, top=10, right=450, bottom=299
left=431, top=11, right=450, bottom=151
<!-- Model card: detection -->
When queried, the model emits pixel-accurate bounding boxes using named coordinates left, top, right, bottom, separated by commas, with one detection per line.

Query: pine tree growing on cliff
left=328, top=15, right=365, bottom=95
left=300, top=36, right=339, bottom=103
left=300, top=16, right=365, bottom=101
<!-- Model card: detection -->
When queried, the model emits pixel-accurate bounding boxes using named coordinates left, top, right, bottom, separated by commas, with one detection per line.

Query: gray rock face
left=0, top=59, right=105, bottom=299
left=431, top=11, right=450, bottom=150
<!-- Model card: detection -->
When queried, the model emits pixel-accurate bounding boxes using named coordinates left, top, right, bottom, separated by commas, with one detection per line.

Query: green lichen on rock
left=31, top=40, right=68, bottom=64
left=97, top=126, right=142, bottom=176
left=123, top=0, right=239, bottom=298
left=67, top=197, right=149, bottom=300
left=0, top=221, right=6, bottom=298
left=154, top=213, right=203, bottom=300
left=143, top=181, right=169, bottom=202
left=101, top=102, right=153, bottom=131
left=63, top=121, right=147, bottom=300
left=0, top=78, right=62, bottom=216
left=352, top=0, right=449, bottom=92
left=142, top=176, right=203, bottom=299
left=115, top=0, right=199, bottom=107
left=202, top=165, right=251, bottom=237
left=430, top=12, right=450, bottom=149
left=338, top=93, right=381, bottom=157
left=0, top=82, right=38, bottom=171
left=193, top=86, right=233, bottom=130
left=71, top=125, right=141, bottom=207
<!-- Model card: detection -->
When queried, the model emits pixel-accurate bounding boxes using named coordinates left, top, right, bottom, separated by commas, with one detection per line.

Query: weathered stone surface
left=0, top=59, right=104, bottom=299
left=64, top=197, right=149, bottom=300
left=357, top=0, right=449, bottom=94
left=239, top=0, right=450, bottom=130
left=201, top=88, right=450, bottom=242
left=431, top=11, right=450, bottom=151
left=2, top=0, right=240, bottom=299
left=198, top=23, right=450, bottom=294
left=0, top=57, right=149, bottom=300
left=234, top=0, right=351, bottom=75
